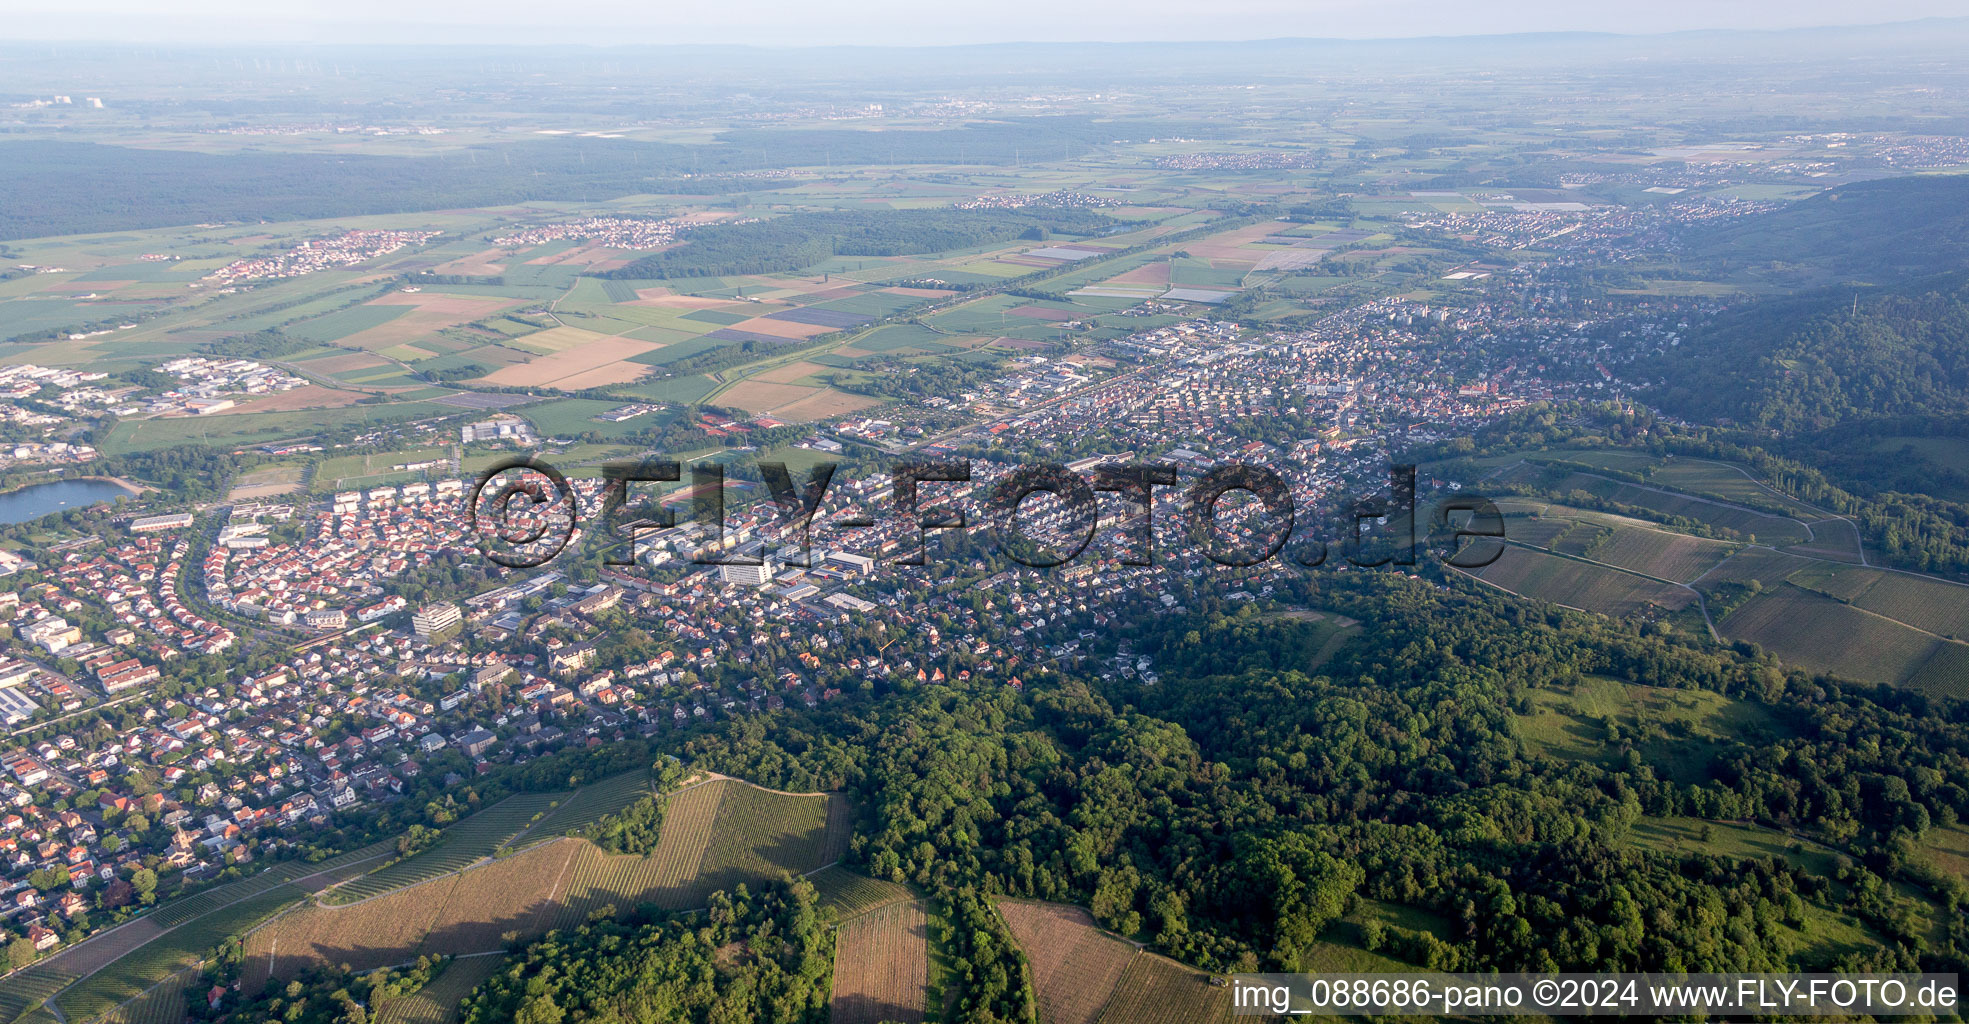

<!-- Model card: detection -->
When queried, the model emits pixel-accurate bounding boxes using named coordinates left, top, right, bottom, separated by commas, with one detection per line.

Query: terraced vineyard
left=322, top=793, right=563, bottom=905
left=693, top=780, right=848, bottom=894
left=0, top=841, right=394, bottom=1023
left=150, top=840, right=396, bottom=927
left=996, top=900, right=1138, bottom=1024
left=547, top=780, right=726, bottom=927
left=375, top=956, right=508, bottom=1024
left=831, top=900, right=930, bottom=1024
left=503, top=770, right=652, bottom=852
left=810, top=866, right=914, bottom=917
left=97, top=970, right=194, bottom=1024
left=1094, top=952, right=1232, bottom=1024
left=58, top=885, right=305, bottom=1023
left=1, top=777, right=846, bottom=1023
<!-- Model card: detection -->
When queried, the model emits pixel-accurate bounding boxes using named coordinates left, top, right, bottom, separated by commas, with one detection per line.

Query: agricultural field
left=227, top=778, right=849, bottom=992
left=320, top=793, right=562, bottom=905
left=1471, top=546, right=1695, bottom=617
left=244, top=876, right=462, bottom=989
left=1582, top=524, right=1736, bottom=583
left=1467, top=508, right=1969, bottom=692
left=241, top=841, right=570, bottom=990
left=1785, top=564, right=1969, bottom=642
left=712, top=379, right=882, bottom=422
left=55, top=886, right=306, bottom=1023
left=548, top=778, right=848, bottom=926
left=830, top=900, right=931, bottom=1024
left=1716, top=583, right=1945, bottom=688
left=415, top=843, right=581, bottom=956
left=546, top=779, right=724, bottom=925
left=1093, top=952, right=1233, bottom=1024
left=1908, top=643, right=1969, bottom=699
left=504, top=769, right=654, bottom=851
left=1697, top=546, right=1815, bottom=588
left=1490, top=459, right=1815, bottom=545
left=95, top=970, right=194, bottom=1024
left=995, top=900, right=1138, bottom=1024
left=477, top=333, right=658, bottom=389
left=1492, top=502, right=1736, bottom=582
left=809, top=866, right=915, bottom=918
left=374, top=956, right=509, bottom=1024
left=686, top=779, right=850, bottom=897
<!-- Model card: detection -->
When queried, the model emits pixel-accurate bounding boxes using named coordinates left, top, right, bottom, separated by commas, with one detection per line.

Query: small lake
left=0, top=478, right=137, bottom=525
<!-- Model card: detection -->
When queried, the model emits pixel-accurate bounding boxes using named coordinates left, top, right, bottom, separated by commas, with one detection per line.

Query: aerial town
left=4, top=21, right=1969, bottom=1023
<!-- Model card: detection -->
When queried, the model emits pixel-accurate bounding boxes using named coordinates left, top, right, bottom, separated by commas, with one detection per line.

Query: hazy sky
left=5, top=0, right=1966, bottom=46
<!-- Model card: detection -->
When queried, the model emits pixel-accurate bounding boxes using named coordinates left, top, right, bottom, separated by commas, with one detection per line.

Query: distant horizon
left=4, top=3, right=1968, bottom=49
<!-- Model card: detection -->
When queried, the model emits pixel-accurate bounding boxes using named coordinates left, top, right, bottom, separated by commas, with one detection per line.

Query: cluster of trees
left=460, top=880, right=832, bottom=1024
left=1678, top=174, right=1969, bottom=283
left=584, top=761, right=691, bottom=855
left=201, top=328, right=319, bottom=361
left=204, top=954, right=450, bottom=1024
left=605, top=208, right=1119, bottom=280
left=1644, top=272, right=1969, bottom=435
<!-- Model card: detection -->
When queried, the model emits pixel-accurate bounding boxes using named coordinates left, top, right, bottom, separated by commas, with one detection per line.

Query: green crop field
left=287, top=303, right=411, bottom=343
left=103, top=402, right=455, bottom=454
left=1515, top=676, right=1791, bottom=783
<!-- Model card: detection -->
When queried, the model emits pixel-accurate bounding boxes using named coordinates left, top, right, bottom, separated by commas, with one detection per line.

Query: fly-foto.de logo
left=465, top=455, right=1507, bottom=572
